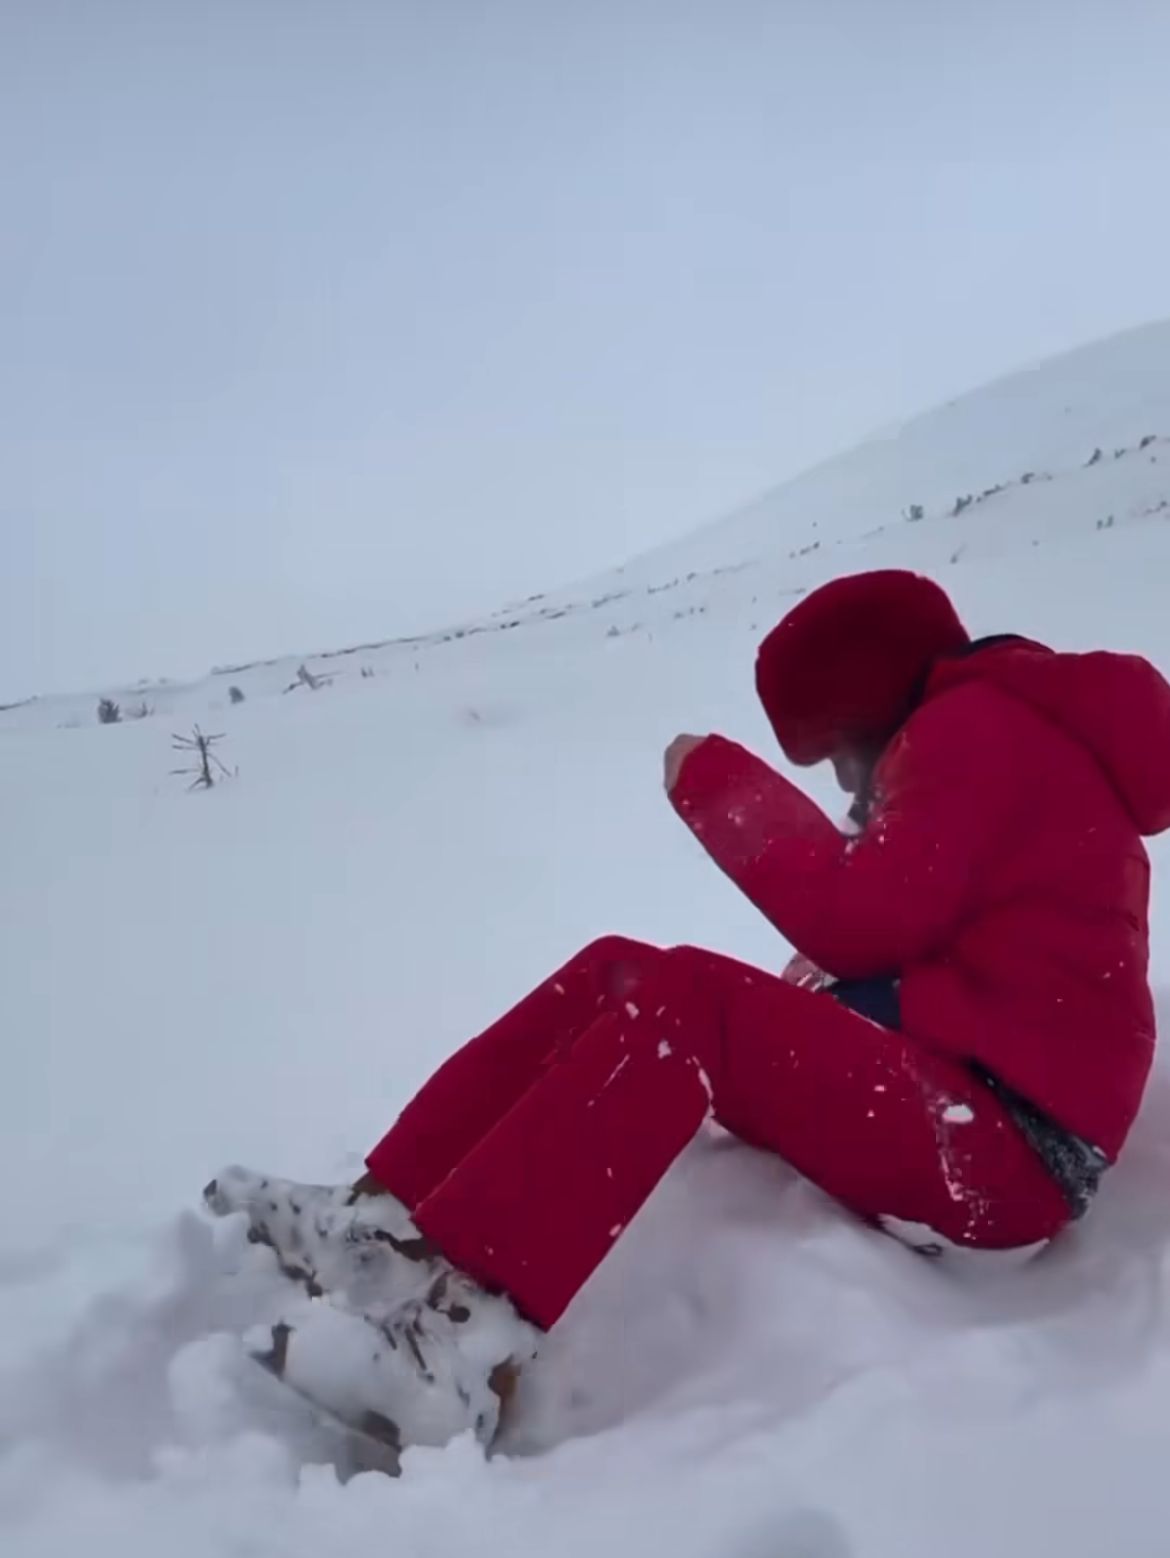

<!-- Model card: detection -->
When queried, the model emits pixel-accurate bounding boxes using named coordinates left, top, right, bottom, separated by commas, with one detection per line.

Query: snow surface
left=7, top=321, right=1170, bottom=1555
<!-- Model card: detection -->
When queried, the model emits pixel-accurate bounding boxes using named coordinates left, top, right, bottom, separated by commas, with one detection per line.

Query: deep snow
left=6, top=322, right=1170, bottom=1555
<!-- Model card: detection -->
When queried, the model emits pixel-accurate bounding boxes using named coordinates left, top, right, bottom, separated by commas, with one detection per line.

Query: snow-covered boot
left=203, top=1164, right=441, bottom=1316
left=204, top=1163, right=541, bottom=1459
left=249, top=1261, right=539, bottom=1464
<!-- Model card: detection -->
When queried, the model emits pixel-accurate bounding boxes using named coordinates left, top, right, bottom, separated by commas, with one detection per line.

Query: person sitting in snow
left=205, top=568, right=1170, bottom=1461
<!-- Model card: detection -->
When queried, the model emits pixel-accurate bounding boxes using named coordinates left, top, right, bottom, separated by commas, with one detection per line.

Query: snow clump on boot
left=249, top=1266, right=539, bottom=1459
left=203, top=1164, right=439, bottom=1318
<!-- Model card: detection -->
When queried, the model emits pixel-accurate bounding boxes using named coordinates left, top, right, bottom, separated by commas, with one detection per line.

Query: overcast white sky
left=4, top=1, right=1170, bottom=699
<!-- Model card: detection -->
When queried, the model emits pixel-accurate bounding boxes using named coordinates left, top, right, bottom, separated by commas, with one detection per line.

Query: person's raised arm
left=667, top=698, right=1018, bottom=978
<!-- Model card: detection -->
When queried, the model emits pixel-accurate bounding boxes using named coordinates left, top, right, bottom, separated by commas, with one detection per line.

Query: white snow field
left=6, top=322, right=1170, bottom=1556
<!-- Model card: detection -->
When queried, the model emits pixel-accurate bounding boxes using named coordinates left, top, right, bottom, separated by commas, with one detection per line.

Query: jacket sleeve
left=670, top=700, right=1019, bottom=979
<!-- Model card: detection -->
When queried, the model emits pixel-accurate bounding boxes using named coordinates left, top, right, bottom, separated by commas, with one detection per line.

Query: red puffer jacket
left=672, top=639, right=1170, bottom=1160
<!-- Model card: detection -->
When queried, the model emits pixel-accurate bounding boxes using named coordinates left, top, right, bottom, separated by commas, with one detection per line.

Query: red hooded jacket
left=672, top=639, right=1170, bottom=1160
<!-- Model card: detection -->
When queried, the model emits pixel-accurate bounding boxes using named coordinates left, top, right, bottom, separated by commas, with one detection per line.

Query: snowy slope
left=6, top=322, right=1170, bottom=1557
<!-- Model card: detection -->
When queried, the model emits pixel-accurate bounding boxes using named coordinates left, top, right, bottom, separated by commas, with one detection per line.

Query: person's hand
left=664, top=734, right=706, bottom=794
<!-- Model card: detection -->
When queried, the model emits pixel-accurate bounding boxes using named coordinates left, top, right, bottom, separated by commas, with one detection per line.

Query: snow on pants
left=365, top=937, right=1071, bottom=1330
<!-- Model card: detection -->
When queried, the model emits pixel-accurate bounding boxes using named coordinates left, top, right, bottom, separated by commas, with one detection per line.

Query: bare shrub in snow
left=97, top=698, right=121, bottom=725
left=284, top=663, right=333, bottom=694
left=228, top=686, right=246, bottom=705
left=171, top=726, right=233, bottom=791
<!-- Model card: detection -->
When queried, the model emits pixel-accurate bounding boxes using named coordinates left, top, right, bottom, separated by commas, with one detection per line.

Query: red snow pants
left=365, top=938, right=1071, bottom=1329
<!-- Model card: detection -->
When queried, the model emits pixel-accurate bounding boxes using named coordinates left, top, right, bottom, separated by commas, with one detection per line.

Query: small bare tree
left=172, top=726, right=232, bottom=790
left=284, top=662, right=332, bottom=693
left=97, top=698, right=121, bottom=725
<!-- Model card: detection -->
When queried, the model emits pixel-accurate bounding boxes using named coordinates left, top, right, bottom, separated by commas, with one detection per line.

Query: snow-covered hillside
left=6, top=322, right=1170, bottom=1557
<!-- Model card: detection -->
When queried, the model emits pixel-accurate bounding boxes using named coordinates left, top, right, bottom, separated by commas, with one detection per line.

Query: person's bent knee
left=576, top=934, right=660, bottom=966
left=564, top=935, right=665, bottom=1008
left=663, top=943, right=724, bottom=982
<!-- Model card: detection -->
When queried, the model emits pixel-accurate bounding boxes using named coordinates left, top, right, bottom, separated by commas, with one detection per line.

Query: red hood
left=927, top=639, right=1170, bottom=837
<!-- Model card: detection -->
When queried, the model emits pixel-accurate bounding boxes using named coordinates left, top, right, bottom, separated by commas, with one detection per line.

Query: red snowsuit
left=367, top=636, right=1170, bottom=1331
